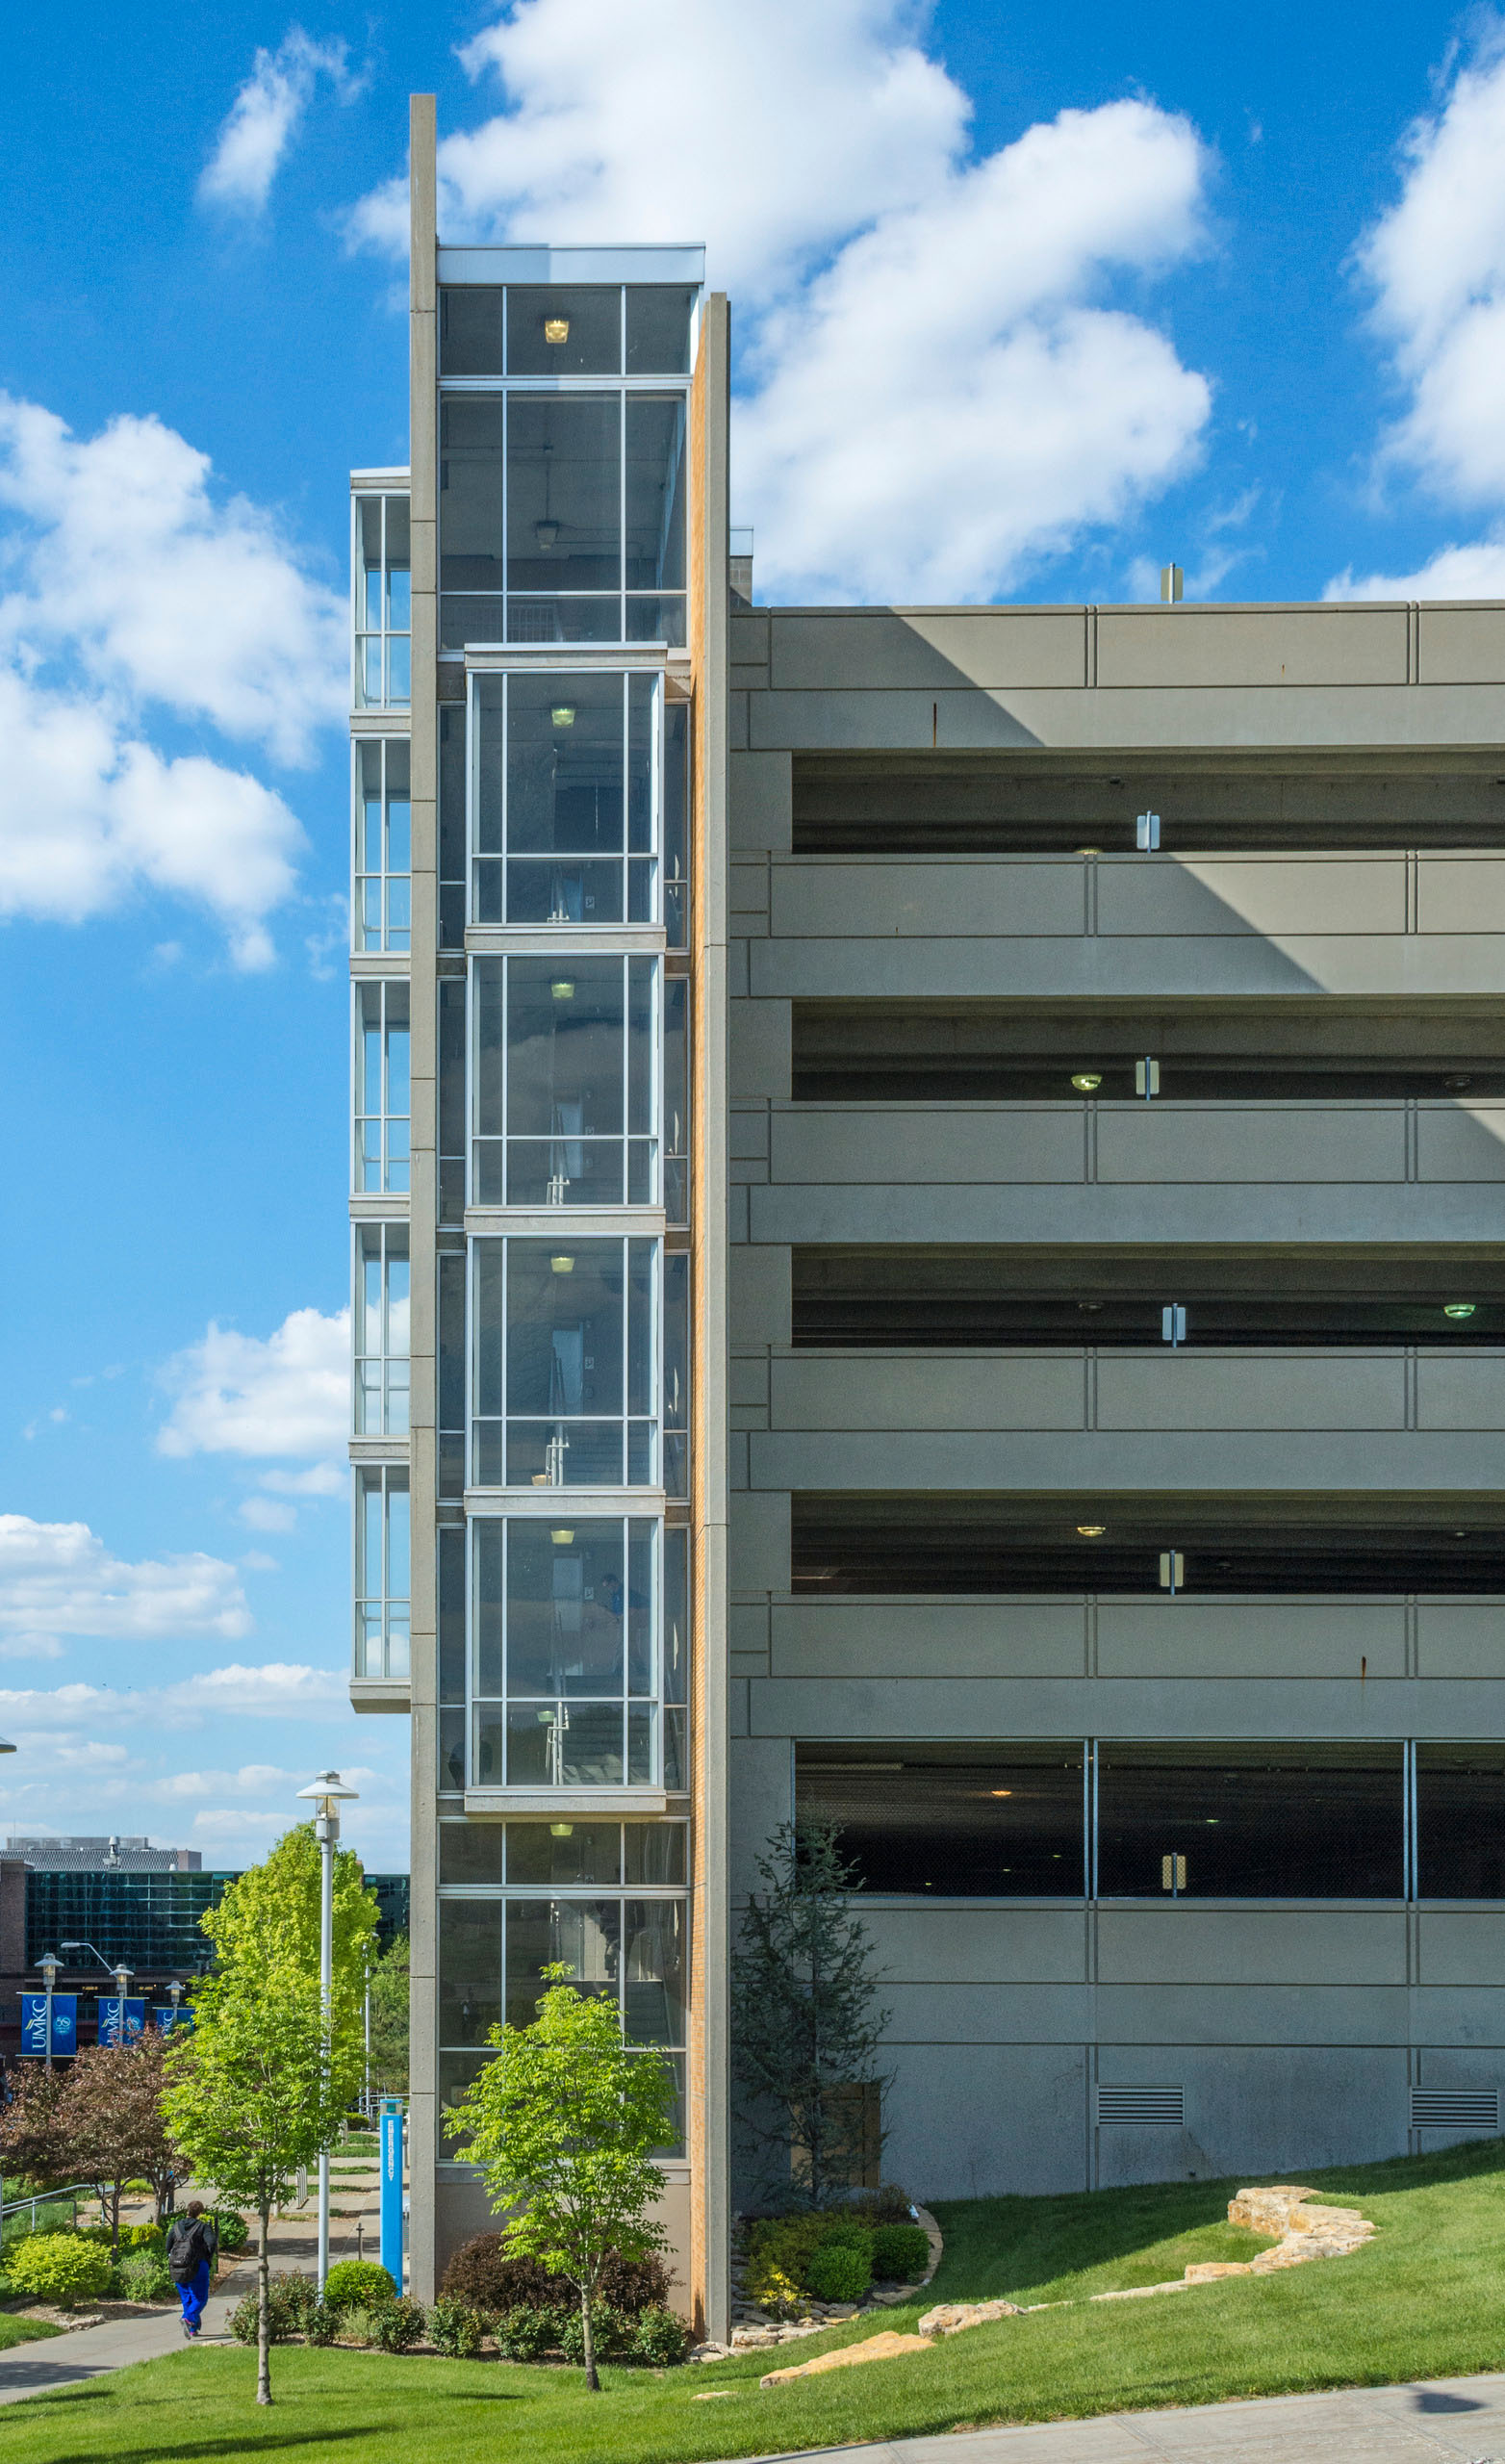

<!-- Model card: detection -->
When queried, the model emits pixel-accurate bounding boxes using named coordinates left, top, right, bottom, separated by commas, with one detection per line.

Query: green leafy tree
left=730, top=1820, right=893, bottom=2210
left=0, top=2064, right=72, bottom=2190
left=367, top=1932, right=409, bottom=2101
left=444, top=1964, right=676, bottom=2393
left=199, top=1824, right=378, bottom=2110
left=163, top=1965, right=345, bottom=2406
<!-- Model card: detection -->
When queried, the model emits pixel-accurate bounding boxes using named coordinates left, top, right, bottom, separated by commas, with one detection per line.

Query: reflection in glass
left=439, top=1902, right=501, bottom=2044
left=355, top=1468, right=409, bottom=1681
left=354, top=493, right=411, bottom=708
left=354, top=981, right=410, bottom=1194
left=625, top=398, right=687, bottom=593
left=473, top=955, right=657, bottom=1208
left=625, top=287, right=697, bottom=374
left=507, top=397, right=621, bottom=597
left=472, top=671, right=660, bottom=926
left=354, top=739, right=411, bottom=953
left=471, top=1518, right=664, bottom=1789
left=473, top=1238, right=656, bottom=1489
left=355, top=1224, right=410, bottom=1435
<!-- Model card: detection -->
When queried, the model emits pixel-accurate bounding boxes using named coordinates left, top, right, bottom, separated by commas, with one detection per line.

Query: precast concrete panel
left=771, top=861, right=1085, bottom=940
left=1416, top=1604, right=1505, bottom=1676
left=862, top=1906, right=1090, bottom=1985
left=1416, top=1355, right=1505, bottom=1428
left=1094, top=1983, right=1410, bottom=2043
left=769, top=1599, right=1088, bottom=1680
left=884, top=1982, right=1093, bottom=2042
left=1094, top=2045, right=1408, bottom=2186
left=1096, top=857, right=1409, bottom=938
left=1095, top=1602, right=1404, bottom=1680
left=1094, top=1352, right=1406, bottom=1432
left=1095, top=607, right=1410, bottom=689
left=1095, top=1910, right=1409, bottom=1989
left=1417, top=1914, right=1505, bottom=1986
left=771, top=1352, right=1085, bottom=1432
left=1096, top=1106, right=1409, bottom=1184
left=772, top=1107, right=1086, bottom=1186
left=1417, top=1106, right=1505, bottom=1179
left=883, top=2044, right=1090, bottom=2201
left=769, top=610, right=1087, bottom=693
left=1416, top=605, right=1505, bottom=682
left=1416, top=858, right=1505, bottom=932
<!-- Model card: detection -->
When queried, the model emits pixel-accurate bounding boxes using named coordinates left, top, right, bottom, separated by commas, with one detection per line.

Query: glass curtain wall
left=355, top=1225, right=410, bottom=1435
left=354, top=494, right=412, bottom=707
left=354, top=739, right=412, bottom=952
left=438, top=283, right=694, bottom=649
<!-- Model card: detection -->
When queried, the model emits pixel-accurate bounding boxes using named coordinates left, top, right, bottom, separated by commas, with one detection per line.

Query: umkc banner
left=97, top=1997, right=147, bottom=2047
left=19, top=1994, right=76, bottom=2057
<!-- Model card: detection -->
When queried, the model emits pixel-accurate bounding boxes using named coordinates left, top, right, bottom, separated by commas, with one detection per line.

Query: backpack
left=167, top=2217, right=214, bottom=2282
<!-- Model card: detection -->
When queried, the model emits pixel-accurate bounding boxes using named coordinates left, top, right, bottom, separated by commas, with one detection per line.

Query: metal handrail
left=0, top=2182, right=97, bottom=2235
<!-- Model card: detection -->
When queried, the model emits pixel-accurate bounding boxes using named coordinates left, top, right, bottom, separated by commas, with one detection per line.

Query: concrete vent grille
left=1097, top=2085, right=1185, bottom=2126
left=1411, top=2088, right=1499, bottom=2130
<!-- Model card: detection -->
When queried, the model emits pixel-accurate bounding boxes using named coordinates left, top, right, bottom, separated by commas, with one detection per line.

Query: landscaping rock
left=917, top=2297, right=1021, bottom=2337
left=761, top=2329, right=934, bottom=2385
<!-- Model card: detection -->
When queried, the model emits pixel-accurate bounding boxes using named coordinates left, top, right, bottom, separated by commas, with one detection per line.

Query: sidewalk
left=752, top=2373, right=1505, bottom=2462
left=0, top=2152, right=385, bottom=2409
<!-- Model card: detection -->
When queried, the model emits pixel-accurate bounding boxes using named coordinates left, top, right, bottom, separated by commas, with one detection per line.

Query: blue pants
left=177, top=2261, right=210, bottom=2335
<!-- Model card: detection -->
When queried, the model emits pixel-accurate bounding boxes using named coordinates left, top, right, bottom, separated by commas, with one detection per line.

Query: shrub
left=8, top=2234, right=112, bottom=2309
left=633, top=2303, right=690, bottom=2365
left=370, top=2296, right=426, bottom=2352
left=228, top=2272, right=319, bottom=2345
left=118, top=2223, right=165, bottom=2256
left=496, top=2303, right=563, bottom=2361
left=115, top=2249, right=173, bottom=2302
left=870, top=2221, right=931, bottom=2282
left=804, top=2239, right=872, bottom=2302
left=743, top=2210, right=875, bottom=2306
left=428, top=2294, right=485, bottom=2358
left=558, top=2301, right=632, bottom=2365
left=74, top=2225, right=115, bottom=2248
left=210, top=2208, right=250, bottom=2253
left=322, top=2257, right=396, bottom=2314
left=304, top=2298, right=338, bottom=2347
left=441, top=2231, right=669, bottom=2319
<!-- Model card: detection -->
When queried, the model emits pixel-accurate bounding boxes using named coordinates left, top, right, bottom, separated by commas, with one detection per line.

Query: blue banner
left=380, top=2099, right=404, bottom=2288
left=152, top=2007, right=193, bottom=2034
left=19, top=1993, right=76, bottom=2057
left=98, top=1996, right=146, bottom=2047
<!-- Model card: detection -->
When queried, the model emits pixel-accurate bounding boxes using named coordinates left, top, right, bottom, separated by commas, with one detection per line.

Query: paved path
left=752, top=2373, right=1505, bottom=2462
left=0, top=2145, right=387, bottom=2408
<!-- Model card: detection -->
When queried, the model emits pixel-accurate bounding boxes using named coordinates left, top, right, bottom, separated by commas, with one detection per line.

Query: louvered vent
left=1411, top=2088, right=1498, bottom=2131
left=1097, top=2084, right=1185, bottom=2126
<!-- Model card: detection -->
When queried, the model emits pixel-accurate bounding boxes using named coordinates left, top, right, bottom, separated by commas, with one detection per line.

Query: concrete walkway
left=753, top=2374, right=1505, bottom=2462
left=0, top=2146, right=387, bottom=2408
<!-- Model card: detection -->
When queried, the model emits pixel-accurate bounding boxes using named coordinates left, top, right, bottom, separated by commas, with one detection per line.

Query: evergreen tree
left=729, top=1820, right=893, bottom=2209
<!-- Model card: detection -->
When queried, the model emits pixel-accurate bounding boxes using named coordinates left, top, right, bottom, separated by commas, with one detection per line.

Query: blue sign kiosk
left=379, top=2097, right=404, bottom=2289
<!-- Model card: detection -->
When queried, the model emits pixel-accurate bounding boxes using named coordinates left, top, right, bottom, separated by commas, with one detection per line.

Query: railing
left=0, top=2182, right=96, bottom=2238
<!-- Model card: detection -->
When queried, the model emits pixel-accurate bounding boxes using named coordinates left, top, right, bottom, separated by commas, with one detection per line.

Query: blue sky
left=2, top=0, right=1504, bottom=1873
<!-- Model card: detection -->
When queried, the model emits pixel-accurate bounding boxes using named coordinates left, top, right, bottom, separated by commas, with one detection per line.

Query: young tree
left=730, top=1820, right=893, bottom=2210
left=199, top=1823, right=378, bottom=2110
left=445, top=1965, right=676, bottom=2393
left=63, top=2032, right=179, bottom=2246
left=367, top=1933, right=409, bottom=2101
left=163, top=1964, right=344, bottom=2406
left=0, top=2064, right=72, bottom=2189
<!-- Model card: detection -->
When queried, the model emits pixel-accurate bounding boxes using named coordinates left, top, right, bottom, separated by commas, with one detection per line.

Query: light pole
left=295, top=1770, right=359, bottom=2295
left=37, top=1953, right=60, bottom=2074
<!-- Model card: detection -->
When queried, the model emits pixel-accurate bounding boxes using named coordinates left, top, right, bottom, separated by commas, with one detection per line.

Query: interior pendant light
left=550, top=1254, right=575, bottom=1274
left=535, top=439, right=558, bottom=551
left=544, top=316, right=571, bottom=345
left=1071, top=1071, right=1102, bottom=1091
left=1443, top=1301, right=1477, bottom=1319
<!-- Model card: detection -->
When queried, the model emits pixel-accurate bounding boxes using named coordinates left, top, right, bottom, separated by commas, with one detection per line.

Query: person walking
left=166, top=2199, right=217, bottom=2339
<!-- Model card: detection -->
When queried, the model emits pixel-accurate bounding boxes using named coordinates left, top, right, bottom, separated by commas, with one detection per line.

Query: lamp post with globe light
left=295, top=1770, right=359, bottom=2294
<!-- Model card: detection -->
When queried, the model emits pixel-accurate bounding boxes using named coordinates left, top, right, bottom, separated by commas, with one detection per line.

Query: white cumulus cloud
left=1357, top=27, right=1505, bottom=504
left=157, top=1307, right=348, bottom=1464
left=200, top=28, right=361, bottom=215
left=0, top=1517, right=250, bottom=1652
left=1327, top=533, right=1505, bottom=602
left=0, top=396, right=344, bottom=963
left=348, top=0, right=1212, bottom=601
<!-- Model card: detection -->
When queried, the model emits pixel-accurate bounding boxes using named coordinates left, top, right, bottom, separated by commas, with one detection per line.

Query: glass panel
left=506, top=396, right=621, bottom=596
left=506, top=957, right=627, bottom=1207
left=625, top=594, right=687, bottom=649
left=441, top=286, right=506, bottom=376
left=506, top=595, right=623, bottom=645
left=626, top=1521, right=654, bottom=1694
left=440, top=1709, right=467, bottom=1794
left=385, top=497, right=411, bottom=575
left=798, top=1748, right=1085, bottom=1896
left=440, top=398, right=506, bottom=598
left=474, top=1519, right=504, bottom=1696
left=623, top=1900, right=684, bottom=2044
left=440, top=1823, right=505, bottom=1886
left=625, top=1823, right=687, bottom=1884
left=439, top=1902, right=501, bottom=2044
left=439, top=1527, right=467, bottom=1703
left=625, top=287, right=696, bottom=375
left=506, top=1421, right=625, bottom=1488
left=506, top=1241, right=625, bottom=1416
left=664, top=699, right=688, bottom=945
left=507, top=672, right=625, bottom=853
left=506, top=1823, right=623, bottom=1886
left=663, top=1527, right=688, bottom=1705
left=664, top=1707, right=687, bottom=1790
left=626, top=1240, right=654, bottom=1417
left=506, top=286, right=622, bottom=377
left=507, top=1521, right=626, bottom=1698
left=625, top=398, right=686, bottom=592
left=1416, top=1745, right=1505, bottom=1895
left=360, top=1475, right=383, bottom=1601
left=506, top=1899, right=619, bottom=2026
left=664, top=977, right=688, bottom=1221
left=439, top=705, right=467, bottom=935
left=387, top=1478, right=410, bottom=1609
left=473, top=1708, right=505, bottom=1786
left=506, top=1702, right=625, bottom=1785
left=506, top=857, right=624, bottom=926
left=1097, top=1743, right=1404, bottom=1898
left=444, top=593, right=506, bottom=649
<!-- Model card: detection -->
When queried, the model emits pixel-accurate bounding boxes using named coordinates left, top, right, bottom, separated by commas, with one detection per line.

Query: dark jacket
left=166, top=2214, right=217, bottom=2283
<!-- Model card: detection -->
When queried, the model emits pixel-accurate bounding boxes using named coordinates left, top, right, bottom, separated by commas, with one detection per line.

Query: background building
left=365, top=90, right=1505, bottom=2340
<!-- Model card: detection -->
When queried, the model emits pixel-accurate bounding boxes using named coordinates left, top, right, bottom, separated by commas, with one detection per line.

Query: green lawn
left=8, top=2137, right=1505, bottom=2462
left=0, top=2318, right=59, bottom=2354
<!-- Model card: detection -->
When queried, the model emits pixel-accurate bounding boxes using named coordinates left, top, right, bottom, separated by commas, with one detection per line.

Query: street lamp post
left=295, top=1770, right=359, bottom=2296
left=37, top=1954, right=59, bottom=2074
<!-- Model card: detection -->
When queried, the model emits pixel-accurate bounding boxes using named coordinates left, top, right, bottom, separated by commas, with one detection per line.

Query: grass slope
left=7, top=2138, right=1505, bottom=2462
left=0, top=2318, right=59, bottom=2353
